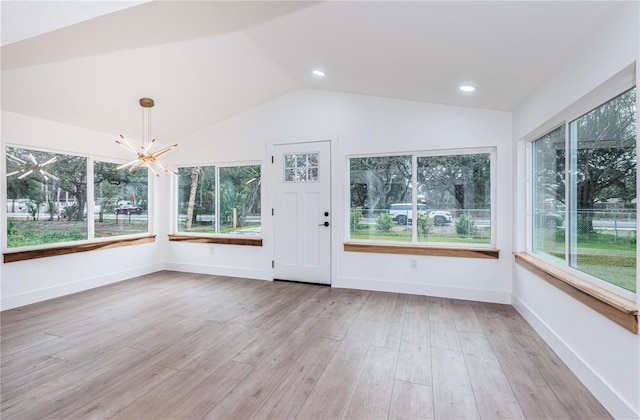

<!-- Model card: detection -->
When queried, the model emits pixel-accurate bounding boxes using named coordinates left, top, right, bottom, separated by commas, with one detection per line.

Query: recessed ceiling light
left=312, top=69, right=326, bottom=78
left=459, top=84, right=477, bottom=92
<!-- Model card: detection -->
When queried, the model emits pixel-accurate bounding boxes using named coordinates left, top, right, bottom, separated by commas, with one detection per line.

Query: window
left=177, top=164, right=261, bottom=236
left=6, top=147, right=88, bottom=248
left=530, top=87, right=636, bottom=294
left=94, top=161, right=148, bottom=238
left=5, top=147, right=151, bottom=250
left=349, top=151, right=493, bottom=246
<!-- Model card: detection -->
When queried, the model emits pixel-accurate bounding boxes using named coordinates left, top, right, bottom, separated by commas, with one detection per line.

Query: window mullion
left=87, top=157, right=95, bottom=240
left=215, top=165, right=220, bottom=234
left=567, top=121, right=577, bottom=269
left=412, top=154, right=417, bottom=243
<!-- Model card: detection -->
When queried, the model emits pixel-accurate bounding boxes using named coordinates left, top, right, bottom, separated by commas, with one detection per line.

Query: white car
left=389, top=203, right=453, bottom=226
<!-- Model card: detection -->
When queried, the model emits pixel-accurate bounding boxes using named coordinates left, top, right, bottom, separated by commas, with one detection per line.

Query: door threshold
left=274, top=279, right=331, bottom=287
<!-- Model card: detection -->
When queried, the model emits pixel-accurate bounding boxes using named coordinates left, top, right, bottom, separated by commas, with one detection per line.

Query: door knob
left=318, top=221, right=329, bottom=227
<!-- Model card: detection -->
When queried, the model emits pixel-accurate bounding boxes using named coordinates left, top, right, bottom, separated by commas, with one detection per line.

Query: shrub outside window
left=349, top=151, right=493, bottom=246
left=530, top=87, right=636, bottom=294
left=94, top=161, right=148, bottom=238
left=177, top=164, right=261, bottom=236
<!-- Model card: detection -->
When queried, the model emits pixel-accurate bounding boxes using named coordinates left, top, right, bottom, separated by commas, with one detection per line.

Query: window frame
left=523, top=63, right=637, bottom=302
left=2, top=144, right=153, bottom=256
left=173, top=160, right=262, bottom=239
left=346, top=147, right=497, bottom=248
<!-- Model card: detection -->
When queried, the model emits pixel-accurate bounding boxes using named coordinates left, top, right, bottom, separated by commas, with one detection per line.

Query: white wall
left=1, top=111, right=163, bottom=309
left=512, top=3, right=640, bottom=419
left=1, top=86, right=513, bottom=308
left=165, top=88, right=513, bottom=303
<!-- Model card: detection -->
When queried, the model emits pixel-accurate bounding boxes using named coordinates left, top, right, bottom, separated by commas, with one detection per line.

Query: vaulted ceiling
left=1, top=1, right=625, bottom=143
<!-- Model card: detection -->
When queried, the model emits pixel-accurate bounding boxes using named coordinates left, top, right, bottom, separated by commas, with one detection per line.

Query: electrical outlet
left=210, top=247, right=215, bottom=255
left=410, top=258, right=417, bottom=269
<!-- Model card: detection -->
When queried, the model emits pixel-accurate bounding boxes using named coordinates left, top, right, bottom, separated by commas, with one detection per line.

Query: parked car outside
left=534, top=210, right=564, bottom=228
left=389, top=203, right=453, bottom=226
left=114, top=205, right=143, bottom=215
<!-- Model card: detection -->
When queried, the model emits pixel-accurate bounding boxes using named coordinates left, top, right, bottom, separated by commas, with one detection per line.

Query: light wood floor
left=1, top=271, right=611, bottom=419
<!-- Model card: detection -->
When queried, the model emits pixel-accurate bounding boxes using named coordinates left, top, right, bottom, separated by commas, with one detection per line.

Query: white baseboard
left=1, top=263, right=163, bottom=311
left=163, top=261, right=271, bottom=281
left=512, top=295, right=639, bottom=420
left=334, top=275, right=511, bottom=304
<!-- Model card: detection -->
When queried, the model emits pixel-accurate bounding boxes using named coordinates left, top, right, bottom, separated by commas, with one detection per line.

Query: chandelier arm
left=114, top=159, right=139, bottom=171
left=28, top=153, right=38, bottom=165
left=145, top=162, right=160, bottom=177
left=116, top=135, right=139, bottom=153
left=158, top=161, right=177, bottom=175
left=6, top=153, right=26, bottom=164
left=142, top=138, right=156, bottom=155
left=18, top=169, right=34, bottom=179
left=6, top=170, right=22, bottom=177
left=41, top=156, right=58, bottom=167
left=151, top=144, right=178, bottom=158
left=115, top=141, right=138, bottom=154
left=129, top=160, right=147, bottom=171
left=40, top=169, right=60, bottom=181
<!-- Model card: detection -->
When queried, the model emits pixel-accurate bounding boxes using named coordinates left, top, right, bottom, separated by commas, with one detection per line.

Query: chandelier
left=6, top=152, right=60, bottom=181
left=114, top=98, right=178, bottom=177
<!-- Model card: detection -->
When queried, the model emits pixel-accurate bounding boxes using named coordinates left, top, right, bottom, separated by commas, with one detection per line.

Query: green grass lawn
left=350, top=227, right=491, bottom=245
left=7, top=219, right=88, bottom=247
left=535, top=229, right=636, bottom=293
left=8, top=218, right=148, bottom=246
left=178, top=222, right=261, bottom=235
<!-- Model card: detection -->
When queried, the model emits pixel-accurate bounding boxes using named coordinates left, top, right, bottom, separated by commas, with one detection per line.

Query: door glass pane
left=284, top=152, right=319, bottom=182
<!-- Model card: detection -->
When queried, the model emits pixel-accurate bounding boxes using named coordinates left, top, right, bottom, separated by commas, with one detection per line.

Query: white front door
left=273, top=141, right=331, bottom=284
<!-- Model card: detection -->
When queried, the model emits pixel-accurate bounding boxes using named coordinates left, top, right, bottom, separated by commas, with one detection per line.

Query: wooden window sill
left=168, top=234, right=262, bottom=247
left=514, top=252, right=638, bottom=334
left=344, top=242, right=499, bottom=259
left=3, top=235, right=156, bottom=263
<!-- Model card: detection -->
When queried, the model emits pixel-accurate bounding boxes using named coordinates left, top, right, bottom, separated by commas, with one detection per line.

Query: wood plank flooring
left=1, top=271, right=611, bottom=419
